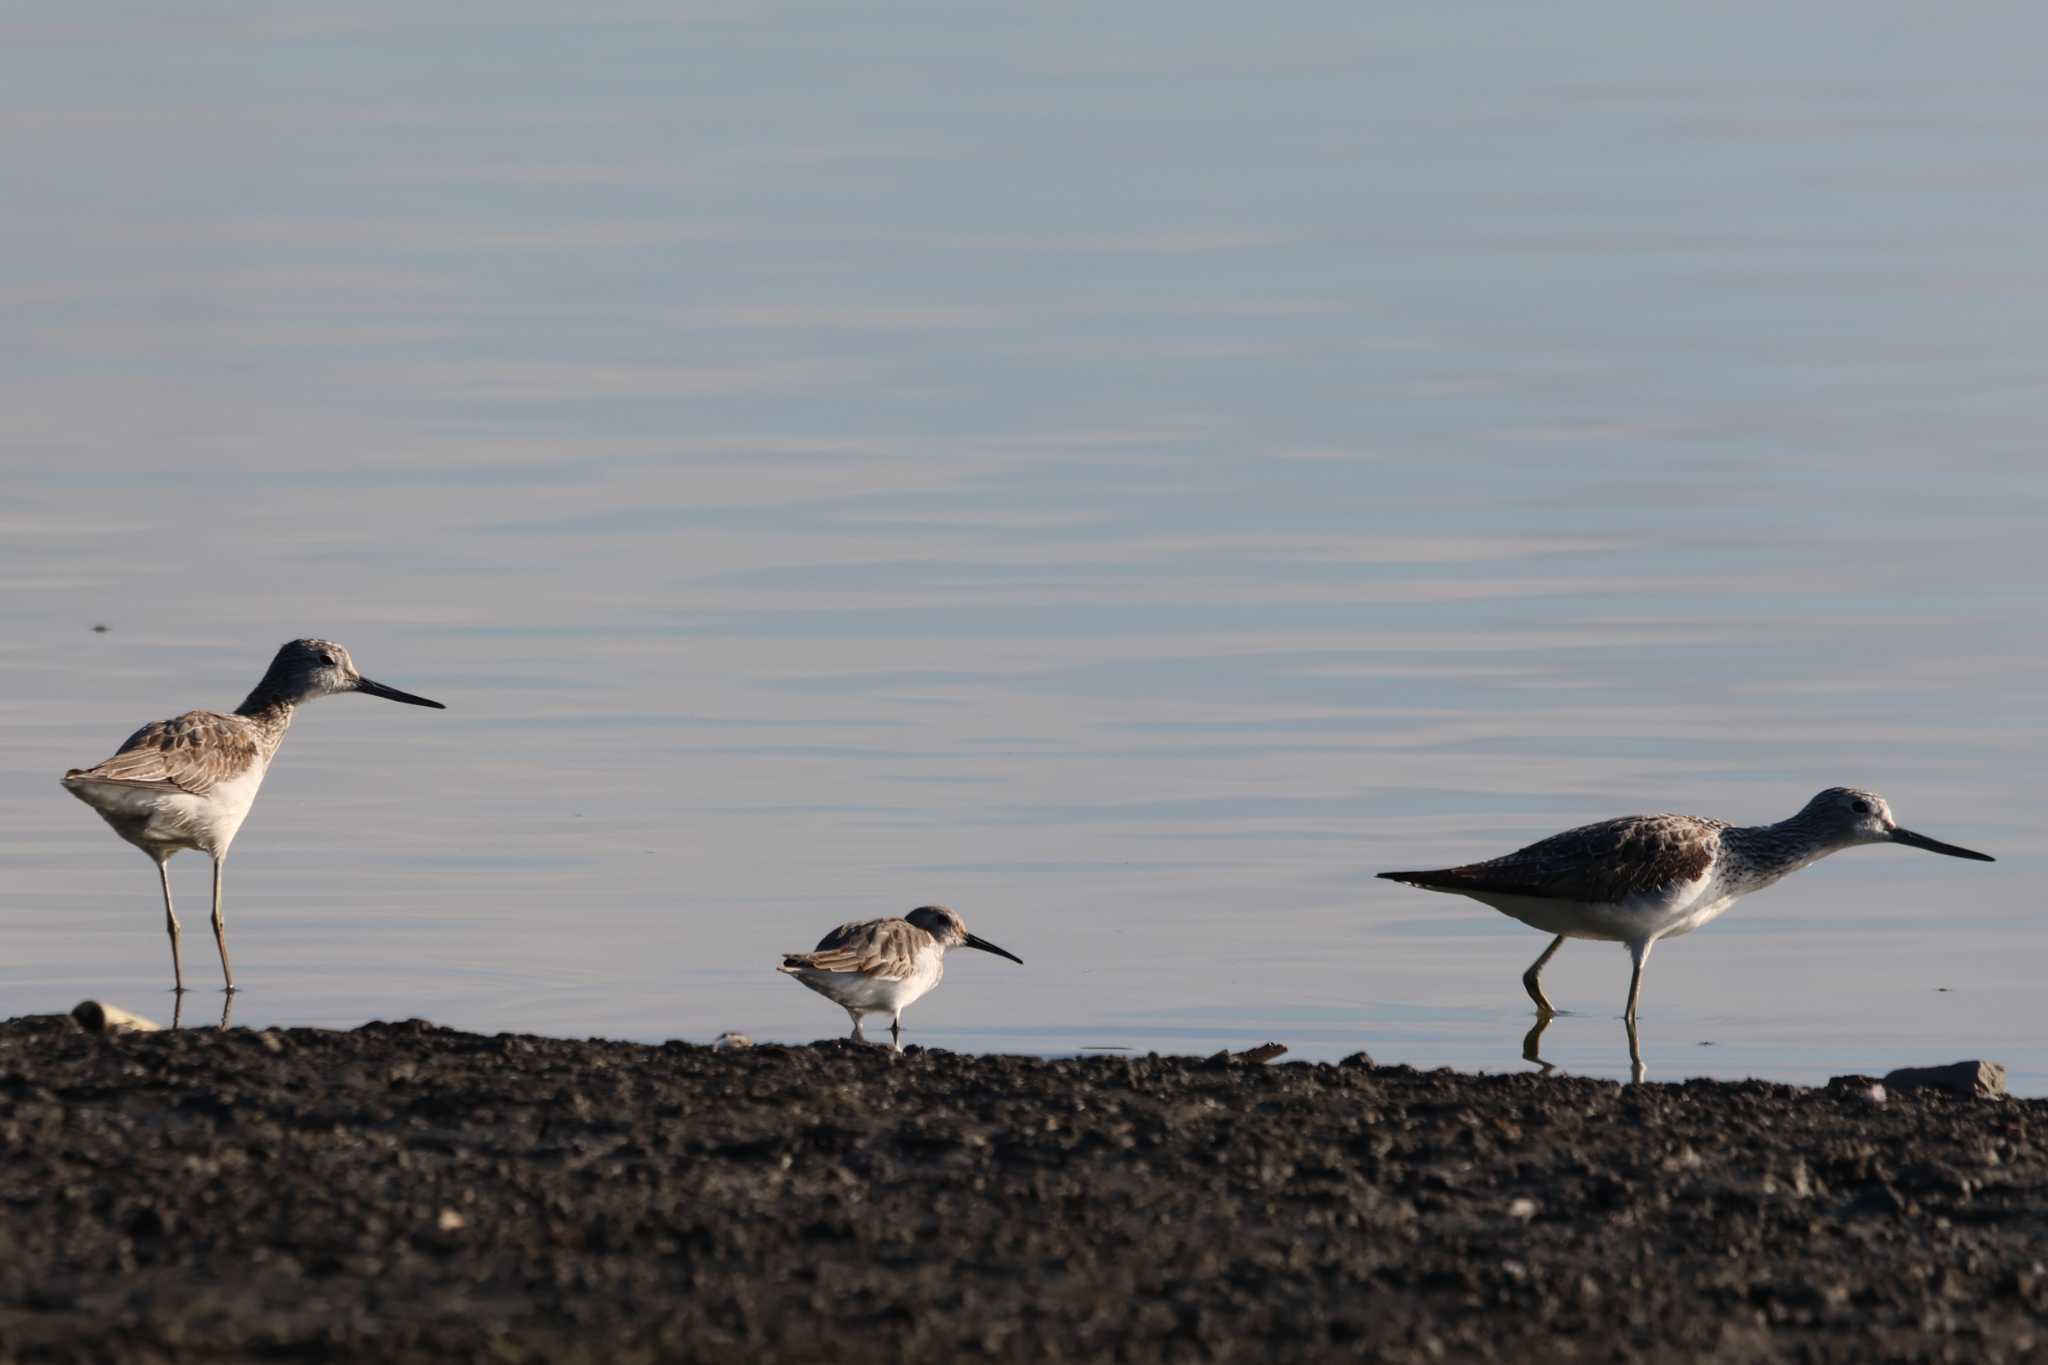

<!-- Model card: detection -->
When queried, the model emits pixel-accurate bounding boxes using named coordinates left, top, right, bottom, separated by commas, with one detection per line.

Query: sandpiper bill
left=779, top=905, right=1022, bottom=1044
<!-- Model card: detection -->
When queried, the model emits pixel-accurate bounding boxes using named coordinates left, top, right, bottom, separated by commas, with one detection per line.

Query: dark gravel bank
left=1, top=1016, right=2043, bottom=1363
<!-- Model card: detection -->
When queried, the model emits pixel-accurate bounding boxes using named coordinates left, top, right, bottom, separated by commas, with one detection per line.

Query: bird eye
left=1852, top=799, right=1872, bottom=815
left=319, top=652, right=338, bottom=665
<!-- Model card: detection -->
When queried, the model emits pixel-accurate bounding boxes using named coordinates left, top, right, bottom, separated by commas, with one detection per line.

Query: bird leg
left=210, top=855, right=235, bottom=993
left=845, top=1008, right=865, bottom=1042
left=157, top=858, right=185, bottom=994
left=1625, top=1011, right=1646, bottom=1086
left=1522, top=934, right=1565, bottom=1016
left=889, top=1013, right=902, bottom=1045
left=1623, top=939, right=1654, bottom=1022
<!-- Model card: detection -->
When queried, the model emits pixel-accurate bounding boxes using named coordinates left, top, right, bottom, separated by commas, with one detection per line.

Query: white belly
left=69, top=764, right=267, bottom=859
left=794, top=957, right=943, bottom=1018
left=1645, top=891, right=1740, bottom=940
left=1461, top=874, right=1729, bottom=945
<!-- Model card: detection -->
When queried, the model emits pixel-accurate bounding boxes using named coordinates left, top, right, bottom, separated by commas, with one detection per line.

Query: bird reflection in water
left=170, top=991, right=234, bottom=1032
left=1520, top=1011, right=1647, bottom=1086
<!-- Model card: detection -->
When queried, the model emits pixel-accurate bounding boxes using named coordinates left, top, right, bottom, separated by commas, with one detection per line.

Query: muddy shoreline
left=1, top=1015, right=2041, bottom=1362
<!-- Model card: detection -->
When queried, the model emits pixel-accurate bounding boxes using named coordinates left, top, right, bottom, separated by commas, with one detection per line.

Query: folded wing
left=779, top=918, right=928, bottom=981
left=1380, top=814, right=1724, bottom=904
left=62, top=711, right=261, bottom=797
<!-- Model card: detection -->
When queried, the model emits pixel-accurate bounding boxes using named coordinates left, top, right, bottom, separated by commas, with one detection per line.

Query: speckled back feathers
left=1380, top=813, right=1728, bottom=904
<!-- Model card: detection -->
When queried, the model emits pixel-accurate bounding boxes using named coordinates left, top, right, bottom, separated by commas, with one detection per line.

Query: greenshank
left=62, top=638, right=445, bottom=993
left=1379, top=787, right=1992, bottom=1022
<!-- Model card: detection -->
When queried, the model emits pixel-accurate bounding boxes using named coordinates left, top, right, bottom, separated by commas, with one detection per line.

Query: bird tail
left=1377, top=869, right=1461, bottom=891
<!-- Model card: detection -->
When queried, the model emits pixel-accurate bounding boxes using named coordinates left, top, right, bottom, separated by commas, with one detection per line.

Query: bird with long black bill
left=1380, top=787, right=1993, bottom=1023
left=63, top=638, right=446, bottom=993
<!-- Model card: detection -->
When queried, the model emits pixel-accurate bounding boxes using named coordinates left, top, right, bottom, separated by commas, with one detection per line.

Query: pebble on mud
left=1882, top=1060, right=2007, bottom=1099
left=1200, top=1041, right=1289, bottom=1068
left=70, top=1001, right=160, bottom=1034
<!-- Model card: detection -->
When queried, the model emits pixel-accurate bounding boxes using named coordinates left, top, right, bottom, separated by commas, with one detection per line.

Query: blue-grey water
left=5, top=3, right=2046, bottom=1091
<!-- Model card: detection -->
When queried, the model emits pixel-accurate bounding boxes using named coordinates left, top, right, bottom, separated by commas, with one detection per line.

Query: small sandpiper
left=1379, top=787, right=1993, bottom=1022
left=779, top=905, right=1022, bottom=1043
left=62, top=638, right=445, bottom=993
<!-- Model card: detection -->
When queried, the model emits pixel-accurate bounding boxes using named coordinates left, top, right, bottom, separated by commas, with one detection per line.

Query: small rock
left=1882, top=1060, right=2006, bottom=1099
left=71, top=1001, right=160, bottom=1034
left=1506, top=1197, right=1539, bottom=1221
left=713, top=1031, right=752, bottom=1052
left=436, top=1209, right=467, bottom=1232
left=122, top=1204, right=170, bottom=1238
left=1201, top=1042, right=1289, bottom=1069
left=1338, top=1051, right=1375, bottom=1070
left=1827, top=1074, right=1888, bottom=1104
left=1852, top=1183, right=1908, bottom=1217
left=1826, top=1074, right=1889, bottom=1102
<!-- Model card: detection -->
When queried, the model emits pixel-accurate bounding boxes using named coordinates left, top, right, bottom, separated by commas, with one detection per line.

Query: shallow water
left=5, top=3, right=2047, bottom=1091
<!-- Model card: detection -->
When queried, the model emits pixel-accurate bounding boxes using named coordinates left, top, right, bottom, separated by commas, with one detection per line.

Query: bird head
left=904, top=905, right=1023, bottom=963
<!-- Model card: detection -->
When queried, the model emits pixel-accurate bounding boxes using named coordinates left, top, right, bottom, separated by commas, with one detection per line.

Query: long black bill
left=355, top=676, right=447, bottom=709
left=1891, top=827, right=1994, bottom=862
left=963, top=932, right=1023, bottom=964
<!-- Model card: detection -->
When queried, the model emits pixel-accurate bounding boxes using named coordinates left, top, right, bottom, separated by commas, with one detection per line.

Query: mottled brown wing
left=782, top=919, right=927, bottom=981
left=63, top=710, right=260, bottom=797
left=1380, top=814, right=1724, bottom=904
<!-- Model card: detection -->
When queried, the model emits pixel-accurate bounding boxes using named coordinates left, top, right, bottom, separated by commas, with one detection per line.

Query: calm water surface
left=5, top=4, right=2047, bottom=1090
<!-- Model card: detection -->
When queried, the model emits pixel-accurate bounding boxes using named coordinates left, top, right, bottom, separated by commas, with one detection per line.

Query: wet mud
left=1, top=1015, right=2043, bottom=1362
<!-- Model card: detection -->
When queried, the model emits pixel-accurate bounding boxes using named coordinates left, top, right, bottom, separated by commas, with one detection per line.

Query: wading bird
left=779, top=904, right=1022, bottom=1043
left=63, top=638, right=445, bottom=993
left=1379, top=787, right=1992, bottom=1023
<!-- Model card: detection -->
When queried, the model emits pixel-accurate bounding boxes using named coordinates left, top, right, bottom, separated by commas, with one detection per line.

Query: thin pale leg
left=845, top=1007, right=865, bottom=1042
left=218, top=993, right=235, bottom=1031
left=209, top=855, right=235, bottom=993
left=1624, top=1012, right=1645, bottom=1086
left=1523, top=934, right=1565, bottom=1016
left=157, top=857, right=185, bottom=994
left=1623, top=939, right=1654, bottom=1022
